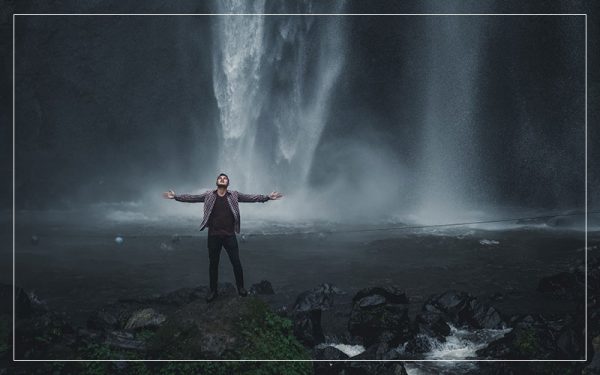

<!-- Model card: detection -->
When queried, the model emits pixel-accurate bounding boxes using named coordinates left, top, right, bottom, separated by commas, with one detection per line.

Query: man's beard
left=217, top=183, right=228, bottom=188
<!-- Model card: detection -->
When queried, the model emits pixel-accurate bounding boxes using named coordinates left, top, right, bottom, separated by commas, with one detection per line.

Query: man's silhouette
left=163, top=173, right=283, bottom=302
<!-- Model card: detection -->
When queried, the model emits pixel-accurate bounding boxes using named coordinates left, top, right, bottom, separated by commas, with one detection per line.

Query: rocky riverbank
left=1, top=252, right=599, bottom=374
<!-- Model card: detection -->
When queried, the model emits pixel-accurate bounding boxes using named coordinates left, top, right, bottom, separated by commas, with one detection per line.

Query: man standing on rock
left=163, top=173, right=283, bottom=302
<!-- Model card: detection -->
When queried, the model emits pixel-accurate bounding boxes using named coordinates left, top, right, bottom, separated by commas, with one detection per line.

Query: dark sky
left=2, top=0, right=600, bottom=214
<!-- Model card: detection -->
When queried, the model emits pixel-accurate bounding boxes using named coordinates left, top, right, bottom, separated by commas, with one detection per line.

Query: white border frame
left=12, top=13, right=588, bottom=364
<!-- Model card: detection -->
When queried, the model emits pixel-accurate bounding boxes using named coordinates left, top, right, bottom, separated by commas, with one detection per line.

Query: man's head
left=216, top=173, right=229, bottom=188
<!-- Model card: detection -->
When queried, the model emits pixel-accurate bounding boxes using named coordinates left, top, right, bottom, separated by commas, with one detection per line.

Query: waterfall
left=416, top=16, right=485, bottom=223
left=211, top=1, right=347, bottom=192
left=211, top=0, right=268, bottom=189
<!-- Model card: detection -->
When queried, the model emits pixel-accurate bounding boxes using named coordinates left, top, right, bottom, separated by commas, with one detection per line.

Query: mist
left=13, top=3, right=591, bottom=228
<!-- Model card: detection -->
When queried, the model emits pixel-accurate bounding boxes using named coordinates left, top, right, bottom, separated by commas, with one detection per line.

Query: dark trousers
left=207, top=235, right=244, bottom=292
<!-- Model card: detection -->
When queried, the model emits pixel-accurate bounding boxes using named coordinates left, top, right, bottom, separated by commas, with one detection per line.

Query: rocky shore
left=1, top=253, right=598, bottom=374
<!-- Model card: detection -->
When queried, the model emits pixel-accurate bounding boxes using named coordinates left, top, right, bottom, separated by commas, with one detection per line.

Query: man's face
left=217, top=175, right=229, bottom=187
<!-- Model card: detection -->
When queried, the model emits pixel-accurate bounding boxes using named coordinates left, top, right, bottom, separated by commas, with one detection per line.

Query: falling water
left=415, top=16, right=486, bottom=224
left=211, top=1, right=347, bottom=192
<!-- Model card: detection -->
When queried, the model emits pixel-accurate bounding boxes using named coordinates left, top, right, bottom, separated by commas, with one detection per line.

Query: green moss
left=514, top=328, right=538, bottom=357
left=145, top=320, right=204, bottom=359
left=230, top=298, right=312, bottom=375
left=20, top=298, right=313, bottom=375
left=135, top=329, right=156, bottom=343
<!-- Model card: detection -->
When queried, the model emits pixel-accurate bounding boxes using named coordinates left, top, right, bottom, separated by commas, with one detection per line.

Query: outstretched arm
left=163, top=190, right=209, bottom=203
left=237, top=191, right=283, bottom=203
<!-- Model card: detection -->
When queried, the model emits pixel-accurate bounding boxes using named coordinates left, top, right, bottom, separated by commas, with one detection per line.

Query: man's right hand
left=162, top=190, right=176, bottom=199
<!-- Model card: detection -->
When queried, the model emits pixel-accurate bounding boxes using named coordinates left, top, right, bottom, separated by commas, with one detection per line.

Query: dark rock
left=358, top=294, right=386, bottom=308
left=353, top=341, right=401, bottom=360
left=124, top=308, right=166, bottom=330
left=291, top=284, right=344, bottom=347
left=348, top=296, right=410, bottom=347
left=293, top=310, right=325, bottom=347
left=87, top=309, right=119, bottom=330
left=15, top=311, right=76, bottom=359
left=477, top=314, right=584, bottom=360
left=119, top=284, right=231, bottom=307
left=404, top=333, right=440, bottom=354
left=15, top=287, right=36, bottom=318
left=75, top=328, right=101, bottom=346
left=429, top=290, right=470, bottom=313
left=313, top=345, right=349, bottom=360
left=105, top=330, right=145, bottom=351
left=152, top=286, right=208, bottom=306
left=144, top=296, right=271, bottom=359
left=413, top=311, right=451, bottom=343
left=293, top=283, right=344, bottom=312
left=468, top=298, right=505, bottom=329
left=422, top=290, right=506, bottom=330
left=217, top=282, right=238, bottom=296
left=87, top=301, right=146, bottom=330
left=249, top=280, right=275, bottom=295
left=352, top=286, right=409, bottom=305
left=88, top=286, right=216, bottom=330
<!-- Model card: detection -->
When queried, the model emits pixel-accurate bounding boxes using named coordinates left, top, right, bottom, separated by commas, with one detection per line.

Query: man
left=163, top=173, right=283, bottom=302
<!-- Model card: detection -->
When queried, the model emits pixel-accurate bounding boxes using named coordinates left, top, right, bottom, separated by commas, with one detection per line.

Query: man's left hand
left=269, top=192, right=283, bottom=200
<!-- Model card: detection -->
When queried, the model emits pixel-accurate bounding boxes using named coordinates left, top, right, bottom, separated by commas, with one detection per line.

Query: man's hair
left=216, top=173, right=229, bottom=186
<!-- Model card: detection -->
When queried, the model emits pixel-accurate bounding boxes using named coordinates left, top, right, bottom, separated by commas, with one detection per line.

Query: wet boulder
left=413, top=311, right=451, bottom=341
left=144, top=296, right=290, bottom=359
left=15, top=310, right=77, bottom=359
left=352, top=286, right=409, bottom=305
left=124, top=308, right=166, bottom=330
left=352, top=341, right=401, bottom=360
left=249, top=280, right=275, bottom=295
left=477, top=313, right=584, bottom=360
left=87, top=301, right=149, bottom=331
left=293, top=310, right=325, bottom=346
left=119, top=286, right=209, bottom=306
left=292, top=284, right=344, bottom=347
left=87, top=285, right=225, bottom=331
left=105, top=330, right=146, bottom=351
left=348, top=287, right=411, bottom=347
left=422, top=290, right=505, bottom=330
left=87, top=309, right=120, bottom=330
left=294, top=283, right=344, bottom=312
left=13, top=287, right=47, bottom=318
left=468, top=297, right=506, bottom=329
left=312, top=345, right=349, bottom=360
left=403, top=333, right=439, bottom=355
left=153, top=286, right=208, bottom=306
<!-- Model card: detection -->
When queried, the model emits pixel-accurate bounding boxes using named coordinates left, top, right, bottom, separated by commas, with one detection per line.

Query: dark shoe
left=238, top=287, right=248, bottom=297
left=206, top=291, right=218, bottom=303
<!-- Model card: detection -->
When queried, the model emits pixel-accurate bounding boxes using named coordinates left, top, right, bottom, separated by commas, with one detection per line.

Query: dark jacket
left=175, top=190, right=270, bottom=233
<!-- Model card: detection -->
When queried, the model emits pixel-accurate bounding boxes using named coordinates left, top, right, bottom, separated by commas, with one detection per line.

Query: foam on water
left=315, top=343, right=365, bottom=358
left=425, top=324, right=511, bottom=359
left=403, top=324, right=512, bottom=374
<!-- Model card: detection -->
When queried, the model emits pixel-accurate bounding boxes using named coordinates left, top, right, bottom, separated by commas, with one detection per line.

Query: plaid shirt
left=174, top=190, right=270, bottom=234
